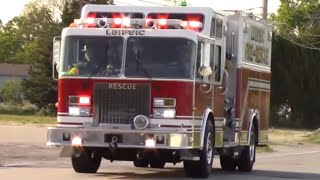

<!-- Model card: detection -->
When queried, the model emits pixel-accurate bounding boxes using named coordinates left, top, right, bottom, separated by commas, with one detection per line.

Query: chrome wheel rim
left=249, top=132, right=255, bottom=162
left=206, top=132, right=213, bottom=164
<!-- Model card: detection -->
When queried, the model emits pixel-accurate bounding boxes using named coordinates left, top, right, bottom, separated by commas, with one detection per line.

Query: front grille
left=93, top=83, right=150, bottom=124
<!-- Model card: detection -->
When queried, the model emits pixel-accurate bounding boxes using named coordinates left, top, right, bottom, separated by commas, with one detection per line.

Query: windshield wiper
left=135, top=49, right=152, bottom=81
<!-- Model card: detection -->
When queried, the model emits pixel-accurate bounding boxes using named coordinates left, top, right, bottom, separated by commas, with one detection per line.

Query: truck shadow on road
left=94, top=168, right=320, bottom=179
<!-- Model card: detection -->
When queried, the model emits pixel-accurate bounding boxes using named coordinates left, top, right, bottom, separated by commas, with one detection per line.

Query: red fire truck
left=48, top=4, right=272, bottom=178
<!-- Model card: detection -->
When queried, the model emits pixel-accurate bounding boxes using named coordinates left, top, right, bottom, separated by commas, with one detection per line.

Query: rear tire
left=133, top=159, right=149, bottom=168
left=71, top=148, right=102, bottom=173
left=183, top=120, right=214, bottom=178
left=220, top=155, right=237, bottom=171
left=237, top=124, right=256, bottom=172
left=149, top=158, right=165, bottom=168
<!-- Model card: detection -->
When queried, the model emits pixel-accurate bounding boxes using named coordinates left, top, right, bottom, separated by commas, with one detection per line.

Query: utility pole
left=263, top=0, right=268, bottom=20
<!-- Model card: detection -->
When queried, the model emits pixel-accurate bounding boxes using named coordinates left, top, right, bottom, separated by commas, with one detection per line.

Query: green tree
left=20, top=0, right=61, bottom=112
left=60, top=0, right=82, bottom=27
left=21, top=40, right=58, bottom=112
left=20, top=0, right=114, bottom=113
left=0, top=20, right=3, bottom=30
left=271, top=0, right=320, bottom=128
left=0, top=17, right=27, bottom=63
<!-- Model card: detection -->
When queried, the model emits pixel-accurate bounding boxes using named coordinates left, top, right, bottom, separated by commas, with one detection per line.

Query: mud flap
left=180, top=149, right=200, bottom=161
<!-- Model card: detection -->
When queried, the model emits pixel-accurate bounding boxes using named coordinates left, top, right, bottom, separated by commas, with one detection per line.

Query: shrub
left=36, top=104, right=56, bottom=116
left=0, top=102, right=37, bottom=115
left=0, top=80, right=23, bottom=104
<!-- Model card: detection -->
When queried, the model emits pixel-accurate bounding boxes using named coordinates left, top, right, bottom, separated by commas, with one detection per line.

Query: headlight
left=69, top=106, right=91, bottom=116
left=153, top=108, right=176, bottom=118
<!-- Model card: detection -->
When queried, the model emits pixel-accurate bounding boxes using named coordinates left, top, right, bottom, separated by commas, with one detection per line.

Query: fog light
left=170, top=134, right=184, bottom=147
left=133, top=115, right=149, bottom=130
left=72, top=137, right=82, bottom=146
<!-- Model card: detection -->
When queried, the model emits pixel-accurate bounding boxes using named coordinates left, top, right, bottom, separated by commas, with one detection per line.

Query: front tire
left=237, top=124, right=256, bottom=172
left=184, top=120, right=214, bottom=178
left=71, top=148, right=102, bottom=173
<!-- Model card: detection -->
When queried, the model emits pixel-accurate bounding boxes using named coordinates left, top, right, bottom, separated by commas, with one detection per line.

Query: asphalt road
left=0, top=124, right=319, bottom=180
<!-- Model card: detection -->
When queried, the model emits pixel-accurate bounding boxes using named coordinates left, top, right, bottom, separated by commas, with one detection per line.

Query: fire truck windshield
left=125, top=37, right=195, bottom=79
left=61, top=36, right=124, bottom=76
left=60, top=36, right=196, bottom=79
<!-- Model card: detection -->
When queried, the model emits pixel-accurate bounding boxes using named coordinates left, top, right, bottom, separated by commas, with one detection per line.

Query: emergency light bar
left=71, top=17, right=203, bottom=30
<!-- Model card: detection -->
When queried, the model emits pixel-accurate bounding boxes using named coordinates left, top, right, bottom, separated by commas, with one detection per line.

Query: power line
left=115, top=0, right=168, bottom=6
left=275, top=23, right=320, bottom=37
left=299, top=38, right=318, bottom=48
left=272, top=17, right=320, bottom=37
left=97, top=1, right=320, bottom=51
left=272, top=21, right=320, bottom=49
left=222, top=6, right=263, bottom=12
left=277, top=32, right=320, bottom=51
left=133, top=0, right=168, bottom=6
left=301, top=41, right=320, bottom=46
left=114, top=0, right=136, bottom=6
left=297, top=32, right=320, bottom=37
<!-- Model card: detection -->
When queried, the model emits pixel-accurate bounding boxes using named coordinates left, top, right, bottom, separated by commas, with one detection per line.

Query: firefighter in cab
left=68, top=43, right=99, bottom=75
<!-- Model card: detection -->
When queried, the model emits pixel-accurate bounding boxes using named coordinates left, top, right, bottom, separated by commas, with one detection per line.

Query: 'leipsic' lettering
left=106, top=29, right=146, bottom=36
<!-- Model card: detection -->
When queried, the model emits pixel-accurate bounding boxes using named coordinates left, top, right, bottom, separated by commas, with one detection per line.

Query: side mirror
left=199, top=65, right=212, bottom=77
left=52, top=37, right=61, bottom=80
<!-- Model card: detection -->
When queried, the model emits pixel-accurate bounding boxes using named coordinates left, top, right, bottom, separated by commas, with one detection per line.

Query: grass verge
left=257, top=145, right=274, bottom=153
left=306, top=134, right=320, bottom=144
left=0, top=114, right=56, bottom=125
left=268, top=129, right=309, bottom=145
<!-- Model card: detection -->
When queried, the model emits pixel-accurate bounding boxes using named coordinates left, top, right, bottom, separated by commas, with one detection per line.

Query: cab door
left=194, top=39, right=224, bottom=148
left=194, top=41, right=214, bottom=120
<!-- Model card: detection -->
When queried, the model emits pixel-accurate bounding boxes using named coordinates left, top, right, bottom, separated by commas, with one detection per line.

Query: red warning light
left=114, top=18, right=122, bottom=25
left=159, top=18, right=167, bottom=26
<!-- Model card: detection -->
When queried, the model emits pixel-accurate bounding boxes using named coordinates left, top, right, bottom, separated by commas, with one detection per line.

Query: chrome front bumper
left=47, top=126, right=196, bottom=149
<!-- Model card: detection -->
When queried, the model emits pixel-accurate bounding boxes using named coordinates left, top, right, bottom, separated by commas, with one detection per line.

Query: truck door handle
left=217, top=69, right=229, bottom=95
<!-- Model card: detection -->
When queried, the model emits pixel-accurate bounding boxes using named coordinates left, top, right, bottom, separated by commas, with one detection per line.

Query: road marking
left=0, top=161, right=69, bottom=168
left=0, top=163, right=33, bottom=167
left=259, top=151, right=320, bottom=159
